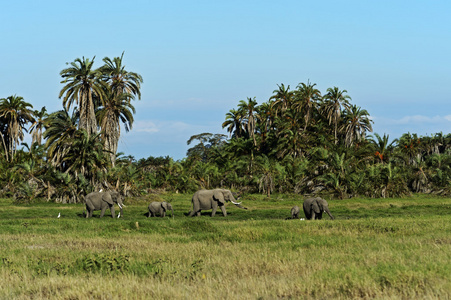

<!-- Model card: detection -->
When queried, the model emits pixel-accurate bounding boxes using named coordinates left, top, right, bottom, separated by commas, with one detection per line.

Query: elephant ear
left=213, top=190, right=225, bottom=204
left=161, top=202, right=167, bottom=211
left=102, top=193, right=114, bottom=205
left=312, top=200, right=321, bottom=214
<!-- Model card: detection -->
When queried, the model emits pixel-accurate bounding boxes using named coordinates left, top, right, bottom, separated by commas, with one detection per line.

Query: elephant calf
left=303, top=197, right=334, bottom=220
left=291, top=205, right=300, bottom=219
left=148, top=201, right=173, bottom=217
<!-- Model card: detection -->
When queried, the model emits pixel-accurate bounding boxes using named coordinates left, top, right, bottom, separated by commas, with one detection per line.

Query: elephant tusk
left=117, top=212, right=121, bottom=218
left=118, top=203, right=123, bottom=209
left=231, top=200, right=242, bottom=205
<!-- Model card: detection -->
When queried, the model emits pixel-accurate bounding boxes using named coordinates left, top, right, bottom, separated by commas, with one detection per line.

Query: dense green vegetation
left=1, top=55, right=450, bottom=203
left=1, top=194, right=450, bottom=299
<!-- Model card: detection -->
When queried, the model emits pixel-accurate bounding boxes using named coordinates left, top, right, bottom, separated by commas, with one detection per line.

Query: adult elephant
left=303, top=197, right=334, bottom=220
left=148, top=201, right=174, bottom=217
left=85, top=190, right=125, bottom=218
left=188, top=189, right=247, bottom=217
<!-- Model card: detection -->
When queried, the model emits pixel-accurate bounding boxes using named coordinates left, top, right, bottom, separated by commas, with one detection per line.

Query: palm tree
left=0, top=95, right=35, bottom=161
left=238, top=97, right=258, bottom=146
left=255, top=154, right=280, bottom=198
left=273, top=109, right=305, bottom=158
left=322, top=87, right=351, bottom=144
left=43, top=109, right=79, bottom=169
left=100, top=52, right=143, bottom=100
left=369, top=133, right=397, bottom=163
left=62, top=130, right=109, bottom=186
left=222, top=108, right=245, bottom=138
left=341, top=104, right=373, bottom=147
left=97, top=91, right=135, bottom=166
left=270, top=83, right=294, bottom=116
left=59, top=56, right=105, bottom=137
left=29, top=106, right=48, bottom=146
left=293, top=80, right=321, bottom=130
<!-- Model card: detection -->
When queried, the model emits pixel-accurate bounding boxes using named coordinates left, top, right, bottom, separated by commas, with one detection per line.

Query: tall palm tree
left=59, top=56, right=105, bottom=137
left=43, top=109, right=79, bottom=168
left=341, top=104, right=373, bottom=147
left=273, top=109, right=305, bottom=158
left=222, top=108, right=245, bottom=138
left=269, top=83, right=294, bottom=116
left=322, top=87, right=351, bottom=144
left=0, top=95, right=35, bottom=161
left=29, top=106, right=48, bottom=146
left=238, top=97, right=258, bottom=146
left=97, top=91, right=135, bottom=166
left=100, top=52, right=143, bottom=100
left=294, top=80, right=321, bottom=130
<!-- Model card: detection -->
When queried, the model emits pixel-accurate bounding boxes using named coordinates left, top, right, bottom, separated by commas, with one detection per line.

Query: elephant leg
left=161, top=211, right=166, bottom=218
left=86, top=202, right=95, bottom=218
left=100, top=206, right=107, bottom=218
left=196, top=211, right=201, bottom=217
left=110, top=206, right=115, bottom=218
left=211, top=206, right=217, bottom=217
left=317, top=213, right=323, bottom=220
left=219, top=205, right=227, bottom=217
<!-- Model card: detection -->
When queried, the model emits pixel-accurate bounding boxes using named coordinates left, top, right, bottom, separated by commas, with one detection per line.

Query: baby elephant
left=148, top=201, right=174, bottom=218
left=303, top=197, right=334, bottom=220
left=291, top=205, right=300, bottom=219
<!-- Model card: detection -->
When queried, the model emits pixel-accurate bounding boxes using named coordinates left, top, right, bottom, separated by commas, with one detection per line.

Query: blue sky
left=1, top=1, right=450, bottom=160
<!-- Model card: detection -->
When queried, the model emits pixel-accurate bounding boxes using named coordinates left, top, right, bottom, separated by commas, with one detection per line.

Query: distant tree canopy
left=1, top=76, right=450, bottom=203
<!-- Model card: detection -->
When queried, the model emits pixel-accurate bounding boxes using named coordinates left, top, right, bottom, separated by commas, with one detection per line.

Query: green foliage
left=2, top=77, right=451, bottom=202
left=76, top=253, right=130, bottom=274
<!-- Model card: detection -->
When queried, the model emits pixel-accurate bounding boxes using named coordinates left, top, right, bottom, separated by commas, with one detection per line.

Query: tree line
left=1, top=63, right=450, bottom=202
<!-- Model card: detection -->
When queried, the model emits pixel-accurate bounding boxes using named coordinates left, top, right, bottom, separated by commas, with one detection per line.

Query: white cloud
left=134, top=120, right=160, bottom=133
left=396, top=115, right=446, bottom=125
left=372, top=114, right=451, bottom=139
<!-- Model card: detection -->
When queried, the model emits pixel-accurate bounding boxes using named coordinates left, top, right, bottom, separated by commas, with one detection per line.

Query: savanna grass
left=0, top=193, right=450, bottom=299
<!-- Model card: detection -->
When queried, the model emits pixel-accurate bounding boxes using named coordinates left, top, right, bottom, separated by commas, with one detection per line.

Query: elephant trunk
left=324, top=208, right=334, bottom=220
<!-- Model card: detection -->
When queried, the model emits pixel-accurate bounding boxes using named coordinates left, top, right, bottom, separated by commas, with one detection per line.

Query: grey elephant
left=85, top=190, right=125, bottom=218
left=188, top=189, right=247, bottom=217
left=303, top=197, right=334, bottom=220
left=148, top=201, right=174, bottom=217
left=291, top=205, right=300, bottom=219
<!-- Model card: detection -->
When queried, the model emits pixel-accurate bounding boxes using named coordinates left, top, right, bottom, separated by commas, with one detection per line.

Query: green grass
left=0, top=193, right=451, bottom=299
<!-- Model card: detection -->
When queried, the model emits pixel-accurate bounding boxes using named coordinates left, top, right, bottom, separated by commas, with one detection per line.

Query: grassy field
left=0, top=193, right=450, bottom=299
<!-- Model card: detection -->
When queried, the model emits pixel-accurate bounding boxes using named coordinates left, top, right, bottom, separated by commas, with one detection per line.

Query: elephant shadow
left=183, top=211, right=234, bottom=217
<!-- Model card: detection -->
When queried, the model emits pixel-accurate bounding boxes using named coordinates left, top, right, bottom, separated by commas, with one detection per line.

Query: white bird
left=57, top=213, right=61, bottom=218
